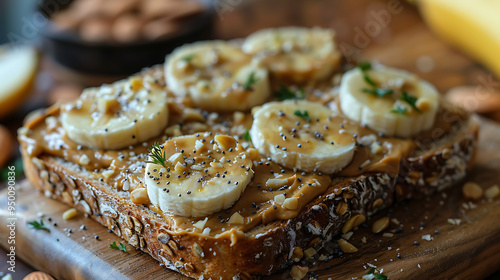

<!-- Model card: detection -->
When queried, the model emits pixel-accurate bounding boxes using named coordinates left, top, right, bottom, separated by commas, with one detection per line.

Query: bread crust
left=21, top=115, right=478, bottom=279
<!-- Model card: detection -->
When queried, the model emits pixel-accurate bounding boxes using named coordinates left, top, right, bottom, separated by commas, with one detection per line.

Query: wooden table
left=1, top=0, right=500, bottom=279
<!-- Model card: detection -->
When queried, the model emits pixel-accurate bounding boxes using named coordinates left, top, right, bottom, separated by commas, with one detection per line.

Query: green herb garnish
left=294, top=110, right=310, bottom=121
left=365, top=268, right=388, bottom=280
left=244, top=129, right=251, bottom=141
left=28, top=220, right=49, bottom=232
left=401, top=91, right=422, bottom=113
left=362, top=88, right=394, bottom=97
left=274, top=85, right=305, bottom=100
left=358, top=62, right=377, bottom=88
left=181, top=54, right=195, bottom=62
left=146, top=142, right=166, bottom=166
left=110, top=241, right=127, bottom=252
left=243, top=72, right=258, bottom=90
left=391, top=106, right=407, bottom=114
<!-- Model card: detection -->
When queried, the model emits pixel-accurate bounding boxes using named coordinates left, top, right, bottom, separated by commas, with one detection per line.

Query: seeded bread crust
left=21, top=115, right=478, bottom=279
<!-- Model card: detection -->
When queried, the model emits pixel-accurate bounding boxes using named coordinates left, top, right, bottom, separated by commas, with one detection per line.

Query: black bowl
left=38, top=0, right=215, bottom=76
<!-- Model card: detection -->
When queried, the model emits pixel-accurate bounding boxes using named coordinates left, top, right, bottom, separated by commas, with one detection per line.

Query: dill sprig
left=274, top=85, right=306, bottom=100
left=146, top=142, right=166, bottom=166
left=110, top=241, right=127, bottom=252
left=294, top=110, right=310, bottom=121
left=243, top=72, right=258, bottom=90
left=28, top=219, right=50, bottom=232
left=401, top=91, right=422, bottom=113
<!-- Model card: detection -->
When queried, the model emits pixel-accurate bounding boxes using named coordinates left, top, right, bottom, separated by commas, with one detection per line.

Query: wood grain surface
left=0, top=118, right=499, bottom=280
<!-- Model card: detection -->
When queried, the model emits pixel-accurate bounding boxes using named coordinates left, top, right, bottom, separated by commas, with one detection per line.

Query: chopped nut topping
left=290, top=265, right=309, bottom=280
left=484, top=184, right=499, bottom=199
left=462, top=182, right=483, bottom=200
left=342, top=213, right=366, bottom=234
left=62, top=208, right=78, bottom=220
left=338, top=238, right=358, bottom=253
left=372, top=217, right=390, bottom=234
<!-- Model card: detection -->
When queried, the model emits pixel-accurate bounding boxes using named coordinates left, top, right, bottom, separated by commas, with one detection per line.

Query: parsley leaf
left=274, top=85, right=305, bottom=100
left=244, top=129, right=251, bottom=141
left=110, top=241, right=127, bottom=252
left=401, top=91, right=422, bottom=113
left=28, top=220, right=50, bottom=232
left=391, top=106, right=407, bottom=114
left=181, top=54, right=195, bottom=62
left=294, top=110, right=310, bottom=121
left=358, top=61, right=372, bottom=72
left=243, top=72, right=258, bottom=90
left=146, top=142, right=166, bottom=167
left=362, top=88, right=394, bottom=97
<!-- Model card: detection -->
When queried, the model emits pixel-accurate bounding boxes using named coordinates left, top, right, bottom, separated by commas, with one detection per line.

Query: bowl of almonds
left=38, top=0, right=214, bottom=75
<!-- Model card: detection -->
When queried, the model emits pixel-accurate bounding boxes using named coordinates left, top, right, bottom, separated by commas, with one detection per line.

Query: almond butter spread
left=18, top=80, right=467, bottom=238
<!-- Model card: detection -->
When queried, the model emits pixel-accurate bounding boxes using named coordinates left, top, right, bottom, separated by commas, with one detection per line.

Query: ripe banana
left=419, top=0, right=500, bottom=80
left=61, top=77, right=169, bottom=150
left=145, top=134, right=254, bottom=217
left=242, top=27, right=341, bottom=84
left=250, top=100, right=357, bottom=174
left=164, top=41, right=271, bottom=112
left=339, top=64, right=439, bottom=137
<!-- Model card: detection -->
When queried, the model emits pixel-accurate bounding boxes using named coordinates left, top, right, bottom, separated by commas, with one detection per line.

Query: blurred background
left=1, top=0, right=500, bottom=278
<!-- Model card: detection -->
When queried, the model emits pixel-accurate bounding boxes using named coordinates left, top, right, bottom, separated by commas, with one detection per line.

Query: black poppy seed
left=434, top=230, right=440, bottom=235
left=132, top=135, right=136, bottom=139
left=167, top=182, right=170, bottom=185
left=225, top=209, right=230, bottom=214
left=297, top=177, right=302, bottom=182
left=178, top=194, right=182, bottom=197
left=257, top=184, right=261, bottom=188
left=301, top=172, right=306, bottom=175
left=318, top=172, right=323, bottom=176
left=153, top=169, right=157, bottom=172
left=227, top=159, right=231, bottom=162
left=397, top=253, right=402, bottom=259
left=258, top=161, right=263, bottom=165
left=358, top=166, right=363, bottom=170
left=282, top=147, right=287, bottom=151
left=297, top=144, right=302, bottom=148
left=396, top=228, right=402, bottom=233
left=156, top=182, right=160, bottom=184
left=308, top=183, right=312, bottom=186
left=94, top=235, right=99, bottom=239
left=273, top=206, right=277, bottom=210
left=220, top=219, right=225, bottom=223
left=275, top=144, right=280, bottom=148
left=177, top=175, right=181, bottom=178
left=53, top=223, right=58, bottom=226
left=133, top=119, right=137, bottom=123
left=269, top=187, right=273, bottom=191
left=204, top=169, right=208, bottom=173
left=187, top=191, right=191, bottom=195
left=251, top=211, right=256, bottom=214
left=270, top=170, right=274, bottom=174
left=265, top=162, right=270, bottom=166
left=413, top=241, right=420, bottom=246
left=196, top=133, right=200, bottom=137
left=104, top=128, right=108, bottom=132
left=296, top=121, right=300, bottom=125
left=281, top=169, right=285, bottom=173
left=202, top=161, right=206, bottom=164
left=229, top=148, right=233, bottom=152
left=222, top=175, right=226, bottom=178
left=210, top=140, right=214, bottom=144
left=228, top=181, right=231, bottom=184
left=163, top=188, right=166, bottom=191
left=224, top=171, right=228, bottom=174
left=180, top=149, right=184, bottom=153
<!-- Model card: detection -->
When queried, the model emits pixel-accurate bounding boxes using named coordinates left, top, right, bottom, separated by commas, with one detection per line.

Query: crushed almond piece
left=338, top=238, right=358, bottom=253
left=228, top=212, right=244, bottom=224
left=130, top=188, right=149, bottom=205
left=283, top=197, right=299, bottom=210
left=290, top=265, right=309, bottom=280
left=372, top=217, right=390, bottom=234
left=462, top=182, right=483, bottom=200
left=342, top=213, right=366, bottom=234
left=484, top=185, right=500, bottom=199
left=303, top=247, right=316, bottom=259
left=62, top=208, right=78, bottom=220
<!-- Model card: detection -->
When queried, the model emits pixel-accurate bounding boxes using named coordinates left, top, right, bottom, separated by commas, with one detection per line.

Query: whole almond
left=23, top=271, right=55, bottom=280
left=446, top=85, right=500, bottom=113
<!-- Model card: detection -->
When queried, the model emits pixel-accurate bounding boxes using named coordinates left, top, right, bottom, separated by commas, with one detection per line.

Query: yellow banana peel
left=419, top=0, right=500, bottom=78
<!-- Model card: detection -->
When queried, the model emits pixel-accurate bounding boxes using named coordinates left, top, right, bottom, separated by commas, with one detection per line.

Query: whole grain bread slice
left=19, top=104, right=478, bottom=279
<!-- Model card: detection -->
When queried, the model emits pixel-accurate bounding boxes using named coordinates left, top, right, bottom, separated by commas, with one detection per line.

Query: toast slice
left=18, top=64, right=479, bottom=279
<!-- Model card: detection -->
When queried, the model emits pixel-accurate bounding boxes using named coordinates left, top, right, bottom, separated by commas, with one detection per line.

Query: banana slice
left=242, top=27, right=341, bottom=84
left=164, top=41, right=270, bottom=112
left=145, top=133, right=254, bottom=217
left=250, top=100, right=357, bottom=174
left=61, top=77, right=168, bottom=150
left=339, top=64, right=439, bottom=138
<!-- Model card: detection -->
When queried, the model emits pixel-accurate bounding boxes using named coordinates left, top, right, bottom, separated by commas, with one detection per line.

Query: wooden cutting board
left=1, top=118, right=499, bottom=280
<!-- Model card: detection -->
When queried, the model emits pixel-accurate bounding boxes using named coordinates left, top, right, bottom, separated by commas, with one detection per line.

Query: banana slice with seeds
left=145, top=133, right=254, bottom=217
left=250, top=100, right=357, bottom=174
left=165, top=41, right=271, bottom=112
left=61, top=77, right=168, bottom=150
left=242, top=27, right=341, bottom=84
left=339, top=63, right=439, bottom=137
